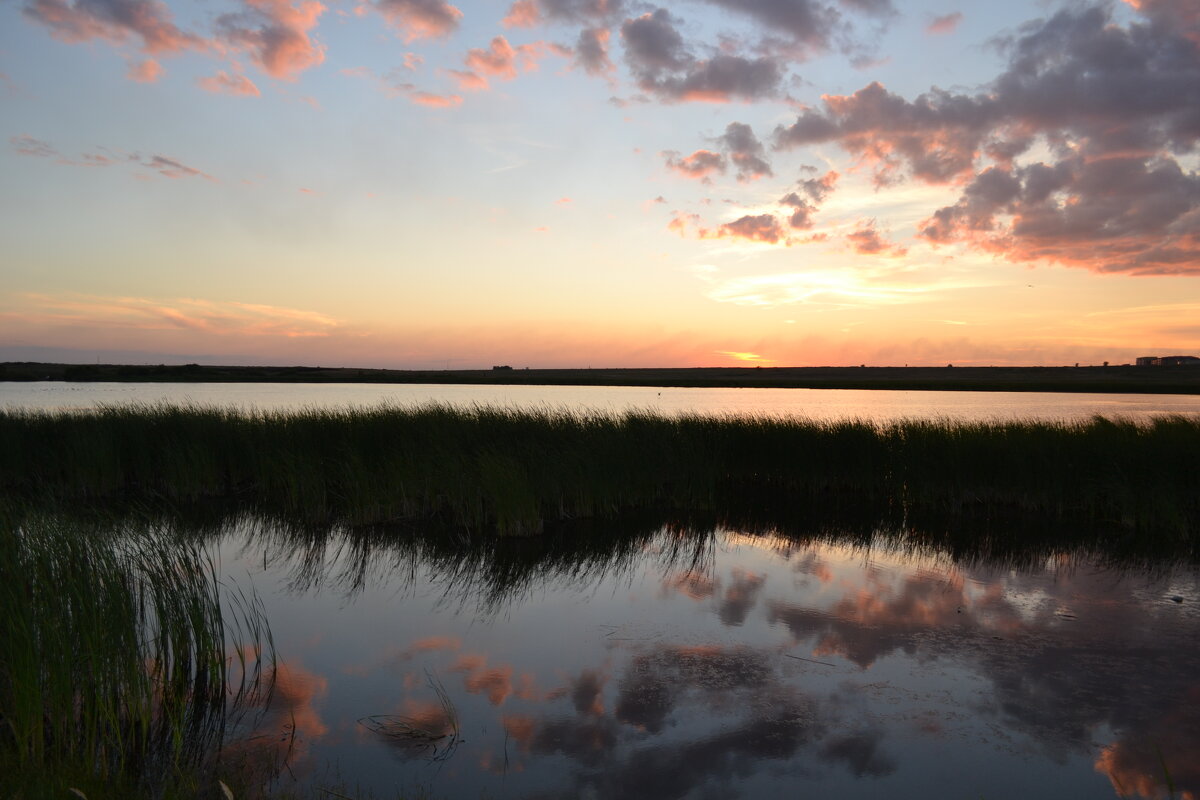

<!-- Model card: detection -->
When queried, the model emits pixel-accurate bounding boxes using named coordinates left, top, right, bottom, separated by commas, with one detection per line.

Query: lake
left=205, top=517, right=1196, bottom=800
left=4, top=381, right=1198, bottom=798
left=4, top=381, right=1200, bottom=421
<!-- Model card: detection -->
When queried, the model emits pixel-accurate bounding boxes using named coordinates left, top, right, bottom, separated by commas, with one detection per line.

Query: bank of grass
left=0, top=510, right=274, bottom=799
left=2, top=404, right=1198, bottom=540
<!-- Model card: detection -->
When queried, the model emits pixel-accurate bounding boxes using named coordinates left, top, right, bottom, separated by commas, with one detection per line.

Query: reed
left=0, top=507, right=274, bottom=799
left=2, top=404, right=1198, bottom=539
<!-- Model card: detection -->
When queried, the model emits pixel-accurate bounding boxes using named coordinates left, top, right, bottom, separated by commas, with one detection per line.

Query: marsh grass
left=0, top=509, right=275, bottom=799
left=2, top=404, right=1198, bottom=541
left=357, top=673, right=461, bottom=763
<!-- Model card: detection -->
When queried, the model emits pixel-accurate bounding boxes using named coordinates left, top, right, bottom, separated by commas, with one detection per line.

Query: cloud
left=14, top=293, right=339, bottom=338
left=925, top=11, right=962, bottom=35
left=574, top=26, right=614, bottom=75
left=126, top=57, right=162, bottom=82
left=452, top=36, right=568, bottom=90
left=215, top=0, right=325, bottom=80
left=716, top=121, right=772, bottom=181
left=374, top=0, right=462, bottom=41
left=699, top=0, right=841, bottom=58
left=141, top=154, right=213, bottom=179
left=778, top=168, right=838, bottom=228
left=669, top=210, right=791, bottom=244
left=409, top=90, right=463, bottom=107
left=502, top=0, right=540, bottom=28
left=506, top=0, right=627, bottom=26
left=21, top=0, right=206, bottom=55
left=847, top=219, right=906, bottom=256
left=12, top=136, right=217, bottom=179
left=621, top=9, right=782, bottom=103
left=10, top=134, right=57, bottom=158
left=444, top=68, right=488, bottom=90
left=718, top=213, right=788, bottom=243
left=662, top=149, right=726, bottom=181
left=465, top=35, right=522, bottom=80
left=772, top=3, right=1200, bottom=274
left=197, top=70, right=261, bottom=96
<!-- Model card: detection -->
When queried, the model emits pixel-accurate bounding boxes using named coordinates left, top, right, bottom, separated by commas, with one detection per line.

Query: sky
left=1, top=0, right=1198, bottom=368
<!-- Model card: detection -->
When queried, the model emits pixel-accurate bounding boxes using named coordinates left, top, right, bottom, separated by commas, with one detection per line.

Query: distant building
left=1136, top=355, right=1200, bottom=366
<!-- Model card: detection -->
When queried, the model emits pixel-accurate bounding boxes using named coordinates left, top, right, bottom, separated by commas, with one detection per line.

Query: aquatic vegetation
left=1, top=404, right=1198, bottom=542
left=0, top=509, right=274, bottom=799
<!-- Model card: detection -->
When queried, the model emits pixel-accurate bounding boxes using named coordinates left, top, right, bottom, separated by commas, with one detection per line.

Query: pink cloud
left=197, top=70, right=261, bottom=96
left=454, top=36, right=565, bottom=90
left=555, top=197, right=572, bottom=205
left=669, top=211, right=790, bottom=244
left=409, top=90, right=462, bottom=107
left=126, top=58, right=163, bottom=83
left=444, top=68, right=488, bottom=91
left=501, top=0, right=539, bottom=28
left=925, top=11, right=962, bottom=34
left=22, top=0, right=206, bottom=55
left=374, top=0, right=462, bottom=41
left=465, top=35, right=520, bottom=80
left=11, top=134, right=57, bottom=158
left=215, top=0, right=326, bottom=80
left=663, top=149, right=727, bottom=181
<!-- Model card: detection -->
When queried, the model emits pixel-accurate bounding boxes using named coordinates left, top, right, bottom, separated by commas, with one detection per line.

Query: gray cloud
left=717, top=121, right=773, bottom=181
left=22, top=0, right=205, bottom=54
left=574, top=26, right=614, bottom=75
left=773, top=3, right=1200, bottom=274
left=621, top=9, right=783, bottom=102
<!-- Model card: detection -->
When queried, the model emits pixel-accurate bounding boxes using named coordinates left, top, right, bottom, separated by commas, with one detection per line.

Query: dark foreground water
left=205, top=521, right=1199, bottom=800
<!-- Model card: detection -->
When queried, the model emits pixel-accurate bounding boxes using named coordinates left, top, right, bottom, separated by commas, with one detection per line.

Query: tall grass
left=2, top=403, right=1198, bottom=539
left=0, top=508, right=274, bottom=799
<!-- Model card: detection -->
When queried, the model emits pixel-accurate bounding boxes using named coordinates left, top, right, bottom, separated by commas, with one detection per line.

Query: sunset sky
left=2, top=0, right=1198, bottom=368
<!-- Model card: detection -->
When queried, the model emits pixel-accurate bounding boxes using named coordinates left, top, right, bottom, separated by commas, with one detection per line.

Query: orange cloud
left=409, top=90, right=462, bottom=107
left=197, top=70, right=261, bottom=96
left=663, top=149, right=726, bottom=181
left=126, top=58, right=163, bottom=82
left=846, top=220, right=907, bottom=256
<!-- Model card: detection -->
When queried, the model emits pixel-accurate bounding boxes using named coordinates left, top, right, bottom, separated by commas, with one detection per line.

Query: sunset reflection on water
left=221, top=525, right=1198, bottom=799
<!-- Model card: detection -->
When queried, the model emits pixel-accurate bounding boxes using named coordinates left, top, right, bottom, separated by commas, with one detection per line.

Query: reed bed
left=0, top=509, right=274, bottom=798
left=2, top=404, right=1198, bottom=539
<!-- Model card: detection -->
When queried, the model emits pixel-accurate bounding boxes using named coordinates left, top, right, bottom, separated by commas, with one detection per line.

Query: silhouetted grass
left=2, top=404, right=1198, bottom=540
left=0, top=507, right=274, bottom=799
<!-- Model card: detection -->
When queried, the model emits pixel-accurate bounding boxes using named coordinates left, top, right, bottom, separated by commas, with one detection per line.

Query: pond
left=201, top=518, right=1197, bottom=800
left=4, top=380, right=1200, bottom=422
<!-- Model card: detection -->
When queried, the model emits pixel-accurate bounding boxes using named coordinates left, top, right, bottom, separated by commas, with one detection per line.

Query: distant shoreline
left=4, top=361, right=1200, bottom=395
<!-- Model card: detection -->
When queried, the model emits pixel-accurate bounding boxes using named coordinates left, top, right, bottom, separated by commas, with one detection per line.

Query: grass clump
left=0, top=509, right=274, bottom=799
left=1, top=403, right=1198, bottom=540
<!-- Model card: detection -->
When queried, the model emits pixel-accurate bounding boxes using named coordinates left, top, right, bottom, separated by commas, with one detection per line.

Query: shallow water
left=4, top=380, right=1200, bottom=422
left=209, top=522, right=1199, bottom=800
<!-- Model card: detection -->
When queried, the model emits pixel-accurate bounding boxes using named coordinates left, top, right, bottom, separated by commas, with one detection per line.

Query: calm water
left=212, top=521, right=1198, bottom=800
left=4, top=381, right=1200, bottom=421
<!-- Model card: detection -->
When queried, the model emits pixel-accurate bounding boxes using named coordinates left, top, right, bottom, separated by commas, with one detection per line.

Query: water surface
left=207, top=521, right=1198, bottom=799
left=4, top=381, right=1200, bottom=422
